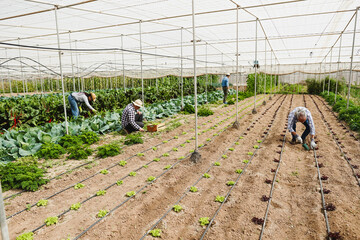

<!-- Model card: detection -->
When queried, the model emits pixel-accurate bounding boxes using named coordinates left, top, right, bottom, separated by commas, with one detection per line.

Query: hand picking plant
left=149, top=229, right=161, bottom=237
left=173, top=205, right=183, bottom=212
left=226, top=181, right=235, bottom=186
left=119, top=160, right=127, bottom=166
left=203, top=173, right=211, bottom=178
left=215, top=195, right=225, bottom=203
left=97, top=209, right=109, bottom=218
left=70, top=202, right=81, bottom=211
left=129, top=172, right=137, bottom=177
left=147, top=176, right=156, bottom=182
left=16, top=232, right=34, bottom=240
left=190, top=186, right=198, bottom=192
left=96, top=190, right=106, bottom=196
left=45, top=216, right=58, bottom=226
left=100, top=169, right=109, bottom=175
left=74, top=183, right=85, bottom=189
left=214, top=162, right=221, bottom=166
left=199, top=217, right=210, bottom=226
left=126, top=191, right=136, bottom=197
left=36, top=199, right=48, bottom=207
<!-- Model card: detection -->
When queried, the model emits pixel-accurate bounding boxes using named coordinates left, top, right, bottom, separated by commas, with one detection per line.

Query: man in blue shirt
left=221, top=73, right=230, bottom=104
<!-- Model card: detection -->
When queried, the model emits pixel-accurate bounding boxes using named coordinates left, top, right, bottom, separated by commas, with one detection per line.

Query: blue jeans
left=68, top=94, right=79, bottom=119
left=292, top=119, right=310, bottom=142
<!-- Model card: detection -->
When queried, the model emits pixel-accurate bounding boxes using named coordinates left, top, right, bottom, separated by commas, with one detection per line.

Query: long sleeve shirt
left=121, top=103, right=141, bottom=130
left=71, top=92, right=95, bottom=111
left=221, top=77, right=229, bottom=87
left=288, top=107, right=315, bottom=135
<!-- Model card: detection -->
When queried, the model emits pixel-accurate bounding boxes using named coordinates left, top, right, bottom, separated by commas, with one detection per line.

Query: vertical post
left=0, top=182, right=10, bottom=240
left=113, top=52, right=117, bottom=89
left=235, top=6, right=239, bottom=123
left=155, top=47, right=158, bottom=92
left=36, top=47, right=43, bottom=94
left=4, top=49, right=12, bottom=96
left=335, top=35, right=342, bottom=103
left=75, top=40, right=81, bottom=91
left=263, top=37, right=267, bottom=105
left=180, top=28, right=184, bottom=109
left=277, top=64, right=280, bottom=92
left=68, top=31, right=76, bottom=92
left=328, top=47, right=333, bottom=95
left=121, top=34, right=126, bottom=91
left=205, top=42, right=208, bottom=103
left=323, top=56, right=326, bottom=92
left=139, top=20, right=145, bottom=107
left=347, top=7, right=358, bottom=109
left=54, top=6, right=69, bottom=135
left=253, top=18, right=258, bottom=114
left=190, top=0, right=201, bottom=162
left=1, top=75, right=4, bottom=95
left=17, top=38, right=26, bottom=93
left=270, top=50, right=272, bottom=99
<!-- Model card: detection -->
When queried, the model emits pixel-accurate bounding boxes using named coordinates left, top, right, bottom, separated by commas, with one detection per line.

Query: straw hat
left=90, top=93, right=96, bottom=102
left=133, top=99, right=143, bottom=107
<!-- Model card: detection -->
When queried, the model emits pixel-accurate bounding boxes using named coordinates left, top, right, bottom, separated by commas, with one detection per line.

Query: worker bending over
left=288, top=107, right=317, bottom=149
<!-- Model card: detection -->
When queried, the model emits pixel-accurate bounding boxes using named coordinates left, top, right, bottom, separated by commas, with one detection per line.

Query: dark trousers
left=292, top=119, right=310, bottom=141
left=222, top=86, right=228, bottom=103
left=125, top=113, right=144, bottom=133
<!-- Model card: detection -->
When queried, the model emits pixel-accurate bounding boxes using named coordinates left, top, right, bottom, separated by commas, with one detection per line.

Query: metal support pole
left=54, top=6, right=69, bottom=135
left=190, top=0, right=201, bottom=163
left=235, top=7, right=240, bottom=124
left=253, top=18, right=258, bottom=114
left=180, top=28, right=184, bottom=109
left=155, top=47, right=158, bottom=92
left=18, top=38, right=26, bottom=93
left=263, top=37, right=267, bottom=105
left=270, top=50, right=272, bottom=99
left=75, top=40, right=81, bottom=91
left=335, top=35, right=342, bottom=103
left=121, top=34, right=126, bottom=91
left=69, top=31, right=76, bottom=92
left=0, top=182, right=9, bottom=240
left=1, top=76, right=4, bottom=95
left=36, top=48, right=43, bottom=94
left=277, top=64, right=280, bottom=92
left=328, top=48, right=333, bottom=95
left=139, top=20, right=144, bottom=107
left=347, top=7, right=358, bottom=109
left=4, top=49, right=12, bottom=96
left=205, top=42, right=208, bottom=103
left=323, top=57, right=327, bottom=92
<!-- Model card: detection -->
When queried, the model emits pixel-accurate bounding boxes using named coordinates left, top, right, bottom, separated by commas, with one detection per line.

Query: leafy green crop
left=257, top=140, right=262, bottom=143
left=203, top=173, right=211, bottom=178
left=173, top=205, right=183, bottom=212
left=164, top=165, right=171, bottom=170
left=247, top=152, right=253, bottom=156
left=45, top=216, right=58, bottom=226
left=186, top=140, right=191, bottom=143
left=16, top=232, right=34, bottom=240
left=222, top=155, right=228, bottom=159
left=206, top=138, right=211, bottom=142
left=143, top=165, right=148, bottom=168
left=129, top=172, right=137, bottom=177
left=152, top=147, right=157, bottom=151
left=97, top=209, right=108, bottom=218
left=124, top=132, right=143, bottom=145
left=147, top=176, right=156, bottom=182
left=229, top=148, right=234, bottom=151
left=36, top=143, right=65, bottom=160
left=126, top=191, right=136, bottom=197
left=149, top=229, right=161, bottom=237
left=182, top=132, right=187, bottom=135
left=236, top=169, right=243, bottom=174
left=174, top=136, right=179, bottom=139
left=184, top=103, right=195, bottom=114
left=116, top=180, right=123, bottom=186
left=227, top=181, right=235, bottom=186
left=74, top=183, right=85, bottom=189
left=59, top=135, right=82, bottom=149
left=172, top=148, right=178, bottom=151
left=198, top=106, right=214, bottom=116
left=243, top=160, right=249, bottom=163
left=199, top=217, right=210, bottom=226
left=215, top=195, right=225, bottom=203
left=97, top=143, right=121, bottom=158
left=180, top=144, right=185, bottom=147
left=190, top=186, right=198, bottom=192
left=137, top=153, right=145, bottom=157
left=163, top=153, right=170, bottom=157
left=119, top=160, right=127, bottom=166
left=67, top=145, right=93, bottom=160
left=179, top=156, right=185, bottom=160
left=78, top=131, right=99, bottom=144
left=70, top=202, right=81, bottom=211
left=253, top=145, right=259, bottom=149
left=37, top=199, right=48, bottom=207
left=100, top=169, right=109, bottom=175
left=214, top=162, right=221, bottom=166
left=163, top=140, right=168, bottom=143
left=235, top=142, right=240, bottom=145
left=153, top=158, right=160, bottom=162
left=96, top=190, right=106, bottom=196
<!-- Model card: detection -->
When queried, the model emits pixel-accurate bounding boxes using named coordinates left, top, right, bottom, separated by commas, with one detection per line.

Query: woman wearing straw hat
left=68, top=92, right=97, bottom=119
left=121, top=99, right=145, bottom=133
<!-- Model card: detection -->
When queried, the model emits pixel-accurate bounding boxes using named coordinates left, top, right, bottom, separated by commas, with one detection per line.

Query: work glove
left=310, top=139, right=317, bottom=149
left=296, top=135, right=303, bottom=144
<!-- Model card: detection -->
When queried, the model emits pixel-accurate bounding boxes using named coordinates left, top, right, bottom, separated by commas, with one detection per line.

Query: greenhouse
left=0, top=0, right=359, bottom=239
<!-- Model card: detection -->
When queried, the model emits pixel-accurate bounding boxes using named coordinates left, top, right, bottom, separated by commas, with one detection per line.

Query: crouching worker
left=68, top=92, right=97, bottom=119
left=122, top=99, right=145, bottom=133
left=288, top=107, right=317, bottom=149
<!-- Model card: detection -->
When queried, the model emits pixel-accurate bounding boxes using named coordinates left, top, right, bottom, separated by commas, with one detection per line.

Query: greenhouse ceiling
left=0, top=0, right=359, bottom=78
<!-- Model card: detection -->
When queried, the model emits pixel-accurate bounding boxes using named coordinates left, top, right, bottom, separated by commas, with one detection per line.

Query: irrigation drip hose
left=259, top=94, right=293, bottom=239
left=141, top=95, right=285, bottom=240
left=71, top=96, right=274, bottom=240
left=199, top=95, right=287, bottom=240
left=4, top=95, right=253, bottom=208
left=315, top=95, right=359, bottom=142
left=22, top=97, right=266, bottom=237
left=309, top=95, right=360, bottom=186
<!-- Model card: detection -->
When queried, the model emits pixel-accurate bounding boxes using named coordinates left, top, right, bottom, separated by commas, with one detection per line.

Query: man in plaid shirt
left=288, top=107, right=317, bottom=149
left=122, top=99, right=145, bottom=133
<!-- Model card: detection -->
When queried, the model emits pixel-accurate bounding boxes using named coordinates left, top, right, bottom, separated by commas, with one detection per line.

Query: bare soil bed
left=4, top=94, right=360, bottom=240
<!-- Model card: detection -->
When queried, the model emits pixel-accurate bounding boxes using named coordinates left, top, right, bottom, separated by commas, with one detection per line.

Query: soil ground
left=3, top=94, right=360, bottom=240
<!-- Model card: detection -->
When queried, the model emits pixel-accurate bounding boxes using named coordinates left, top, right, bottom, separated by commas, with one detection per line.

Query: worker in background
left=122, top=99, right=145, bottom=133
left=288, top=107, right=317, bottom=149
left=221, top=73, right=230, bottom=104
left=68, top=92, right=97, bottom=119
